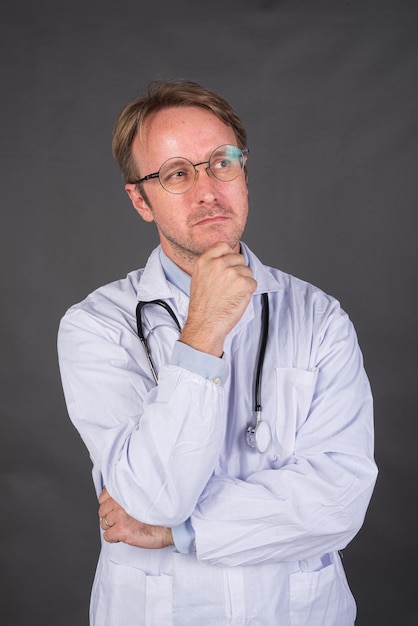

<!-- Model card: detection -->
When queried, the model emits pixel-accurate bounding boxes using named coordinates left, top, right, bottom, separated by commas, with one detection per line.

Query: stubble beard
left=161, top=222, right=245, bottom=268
left=153, top=205, right=248, bottom=269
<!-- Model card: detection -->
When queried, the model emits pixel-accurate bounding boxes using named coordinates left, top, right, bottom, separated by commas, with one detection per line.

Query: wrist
left=160, top=527, right=174, bottom=548
left=179, top=324, right=224, bottom=358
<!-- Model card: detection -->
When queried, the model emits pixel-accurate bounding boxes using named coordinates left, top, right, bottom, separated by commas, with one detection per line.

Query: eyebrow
left=163, top=157, right=191, bottom=168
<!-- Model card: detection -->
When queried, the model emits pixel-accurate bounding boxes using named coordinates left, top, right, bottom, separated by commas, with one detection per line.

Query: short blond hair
left=112, top=79, right=248, bottom=182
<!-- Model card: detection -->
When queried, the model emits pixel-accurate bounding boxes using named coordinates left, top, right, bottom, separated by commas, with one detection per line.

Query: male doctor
left=58, top=79, right=377, bottom=625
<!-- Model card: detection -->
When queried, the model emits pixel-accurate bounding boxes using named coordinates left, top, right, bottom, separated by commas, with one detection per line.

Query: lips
left=195, top=215, right=230, bottom=226
left=192, top=207, right=233, bottom=226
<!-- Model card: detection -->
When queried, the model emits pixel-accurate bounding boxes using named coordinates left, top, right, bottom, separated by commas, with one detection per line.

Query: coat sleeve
left=57, top=302, right=227, bottom=528
left=190, top=306, right=378, bottom=566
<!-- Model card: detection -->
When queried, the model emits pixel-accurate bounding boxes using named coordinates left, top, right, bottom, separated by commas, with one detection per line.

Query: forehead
left=134, top=106, right=237, bottom=167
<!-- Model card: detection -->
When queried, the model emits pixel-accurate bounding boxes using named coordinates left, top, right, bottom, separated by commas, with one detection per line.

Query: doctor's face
left=125, top=106, right=249, bottom=274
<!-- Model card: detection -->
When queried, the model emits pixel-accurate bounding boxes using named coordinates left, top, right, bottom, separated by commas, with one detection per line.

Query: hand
left=180, top=243, right=257, bottom=356
left=98, top=487, right=174, bottom=548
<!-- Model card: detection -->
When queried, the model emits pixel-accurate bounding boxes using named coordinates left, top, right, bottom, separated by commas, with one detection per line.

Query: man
left=58, top=79, right=377, bottom=625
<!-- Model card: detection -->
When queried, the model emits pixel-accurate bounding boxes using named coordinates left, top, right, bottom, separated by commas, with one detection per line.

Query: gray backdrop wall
left=2, top=1, right=417, bottom=624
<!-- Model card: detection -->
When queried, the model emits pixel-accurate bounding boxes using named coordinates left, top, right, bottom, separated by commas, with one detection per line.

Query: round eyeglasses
left=131, top=144, right=248, bottom=195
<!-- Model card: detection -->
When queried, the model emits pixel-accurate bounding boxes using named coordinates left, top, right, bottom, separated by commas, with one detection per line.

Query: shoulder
left=59, top=268, right=144, bottom=337
left=271, top=266, right=338, bottom=309
left=244, top=243, right=340, bottom=313
left=244, top=245, right=350, bottom=344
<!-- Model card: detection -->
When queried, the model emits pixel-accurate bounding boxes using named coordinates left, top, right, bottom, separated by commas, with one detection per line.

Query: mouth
left=194, top=214, right=231, bottom=226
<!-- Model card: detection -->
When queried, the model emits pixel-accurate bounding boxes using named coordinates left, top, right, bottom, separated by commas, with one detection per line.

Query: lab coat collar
left=136, top=246, right=175, bottom=301
left=240, top=242, right=281, bottom=295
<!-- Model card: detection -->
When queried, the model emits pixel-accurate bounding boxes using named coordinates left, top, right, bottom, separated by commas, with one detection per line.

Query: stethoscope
left=135, top=293, right=271, bottom=453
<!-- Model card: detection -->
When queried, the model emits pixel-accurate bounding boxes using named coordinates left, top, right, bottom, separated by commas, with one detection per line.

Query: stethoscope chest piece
left=246, top=420, right=271, bottom=454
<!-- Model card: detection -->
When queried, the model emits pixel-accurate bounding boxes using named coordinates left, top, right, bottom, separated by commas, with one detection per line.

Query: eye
left=163, top=168, right=193, bottom=187
left=210, top=146, right=242, bottom=171
left=213, top=157, right=232, bottom=170
left=160, top=159, right=193, bottom=186
left=171, top=169, right=188, bottom=178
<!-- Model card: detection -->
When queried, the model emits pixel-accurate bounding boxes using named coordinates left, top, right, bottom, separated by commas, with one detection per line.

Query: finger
left=200, top=242, right=234, bottom=258
left=98, top=501, right=114, bottom=520
left=100, top=514, right=115, bottom=531
left=203, top=246, right=246, bottom=267
left=226, top=263, right=255, bottom=278
left=103, top=528, right=120, bottom=544
left=98, top=486, right=110, bottom=504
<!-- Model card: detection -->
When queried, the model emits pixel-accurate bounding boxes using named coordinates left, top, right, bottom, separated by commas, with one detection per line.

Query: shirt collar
left=137, top=243, right=281, bottom=303
left=159, top=245, right=252, bottom=298
left=160, top=250, right=191, bottom=297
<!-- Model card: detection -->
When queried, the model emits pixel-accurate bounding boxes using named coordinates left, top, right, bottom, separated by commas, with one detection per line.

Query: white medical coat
left=58, top=243, right=377, bottom=626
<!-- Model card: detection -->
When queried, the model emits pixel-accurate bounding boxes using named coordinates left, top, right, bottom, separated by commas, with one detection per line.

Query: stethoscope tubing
left=136, top=293, right=270, bottom=451
left=136, top=299, right=181, bottom=383
left=255, top=293, right=269, bottom=414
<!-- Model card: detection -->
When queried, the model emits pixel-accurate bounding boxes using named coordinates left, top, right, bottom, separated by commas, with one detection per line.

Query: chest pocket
left=273, top=367, right=318, bottom=464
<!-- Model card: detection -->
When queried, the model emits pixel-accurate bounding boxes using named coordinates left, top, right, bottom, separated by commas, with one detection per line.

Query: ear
left=125, top=184, right=154, bottom=223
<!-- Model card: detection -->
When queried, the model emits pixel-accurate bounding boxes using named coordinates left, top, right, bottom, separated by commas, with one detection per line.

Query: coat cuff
left=170, top=341, right=229, bottom=386
left=172, top=518, right=196, bottom=554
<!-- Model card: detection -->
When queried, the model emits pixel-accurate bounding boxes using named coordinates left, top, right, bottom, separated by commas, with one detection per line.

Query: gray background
left=1, top=0, right=417, bottom=624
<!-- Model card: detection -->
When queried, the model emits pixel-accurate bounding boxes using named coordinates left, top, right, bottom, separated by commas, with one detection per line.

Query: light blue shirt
left=161, top=250, right=227, bottom=554
left=58, top=243, right=377, bottom=625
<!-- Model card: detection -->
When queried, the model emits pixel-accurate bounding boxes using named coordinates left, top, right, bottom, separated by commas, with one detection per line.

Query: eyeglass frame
left=129, top=144, right=249, bottom=195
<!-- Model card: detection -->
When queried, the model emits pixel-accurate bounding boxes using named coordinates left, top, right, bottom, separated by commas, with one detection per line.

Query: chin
left=197, top=232, right=241, bottom=253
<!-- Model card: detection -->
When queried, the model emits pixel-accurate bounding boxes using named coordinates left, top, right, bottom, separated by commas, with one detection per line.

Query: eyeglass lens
left=159, top=145, right=245, bottom=194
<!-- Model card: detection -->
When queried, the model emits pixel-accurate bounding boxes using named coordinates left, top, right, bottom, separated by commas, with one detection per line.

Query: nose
left=192, top=162, right=218, bottom=202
